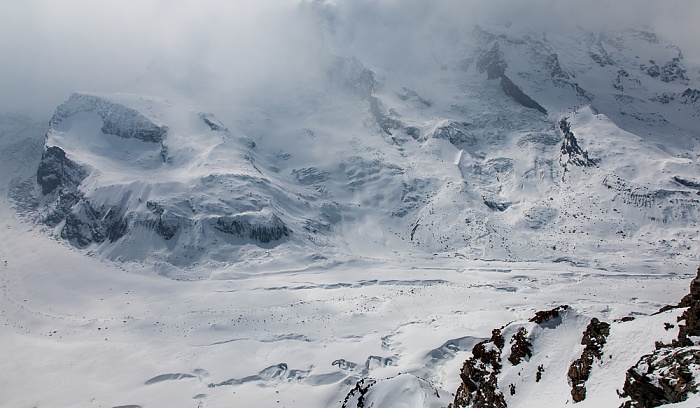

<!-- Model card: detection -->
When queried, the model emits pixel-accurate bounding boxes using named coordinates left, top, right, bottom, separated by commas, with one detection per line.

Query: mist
left=1, top=0, right=698, bottom=119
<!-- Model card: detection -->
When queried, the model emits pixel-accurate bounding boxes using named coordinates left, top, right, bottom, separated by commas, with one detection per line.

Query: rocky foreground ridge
left=343, top=267, right=700, bottom=408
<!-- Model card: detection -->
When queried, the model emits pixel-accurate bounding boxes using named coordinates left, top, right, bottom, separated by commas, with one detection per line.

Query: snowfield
left=0, top=209, right=694, bottom=407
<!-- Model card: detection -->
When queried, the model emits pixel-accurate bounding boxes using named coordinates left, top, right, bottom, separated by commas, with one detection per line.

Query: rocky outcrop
left=676, top=267, right=700, bottom=346
left=660, top=58, right=688, bottom=83
left=34, top=93, right=299, bottom=262
left=432, top=121, right=477, bottom=146
left=212, top=211, right=290, bottom=244
left=529, top=305, right=569, bottom=324
left=36, top=146, right=87, bottom=196
left=568, top=318, right=611, bottom=402
left=36, top=145, right=131, bottom=247
left=51, top=93, right=168, bottom=143
left=343, top=374, right=451, bottom=408
left=679, top=88, right=700, bottom=105
left=451, top=328, right=507, bottom=408
left=328, top=56, right=410, bottom=136
left=342, top=378, right=375, bottom=408
left=508, top=327, right=533, bottom=366
left=476, top=42, right=547, bottom=114
left=619, top=267, right=700, bottom=407
left=621, top=347, right=700, bottom=408
left=444, top=268, right=700, bottom=407
left=559, top=118, right=598, bottom=169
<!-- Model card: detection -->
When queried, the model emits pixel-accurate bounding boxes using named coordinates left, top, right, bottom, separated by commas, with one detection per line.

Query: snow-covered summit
left=34, top=92, right=344, bottom=272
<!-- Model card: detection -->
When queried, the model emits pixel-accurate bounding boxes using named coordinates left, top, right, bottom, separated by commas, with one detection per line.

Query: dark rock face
left=621, top=348, right=700, bottom=408
left=446, top=267, right=700, bottom=407
left=37, top=146, right=87, bottom=196
left=499, top=75, right=547, bottom=114
left=660, top=58, right=688, bottom=83
left=328, top=56, right=376, bottom=101
left=559, top=118, right=598, bottom=169
left=508, top=327, right=533, bottom=366
left=213, top=213, right=290, bottom=244
left=342, top=378, right=376, bottom=408
left=100, top=116, right=167, bottom=143
left=369, top=96, right=403, bottom=135
left=590, top=51, right=614, bottom=67
left=433, top=121, right=477, bottom=146
left=292, top=167, right=330, bottom=186
left=680, top=88, right=700, bottom=105
left=643, top=60, right=661, bottom=78
left=50, top=93, right=168, bottom=143
left=675, top=267, right=700, bottom=347
left=567, top=318, right=611, bottom=402
left=328, top=56, right=408, bottom=136
left=483, top=198, right=510, bottom=212
left=451, top=329, right=507, bottom=408
left=477, top=42, right=507, bottom=80
left=529, top=305, right=569, bottom=324
left=37, top=145, right=131, bottom=248
left=620, top=267, right=700, bottom=407
left=476, top=42, right=547, bottom=114
left=199, top=113, right=227, bottom=132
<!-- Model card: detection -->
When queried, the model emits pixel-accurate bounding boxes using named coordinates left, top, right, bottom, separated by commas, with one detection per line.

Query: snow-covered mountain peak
left=18, top=22, right=699, bottom=275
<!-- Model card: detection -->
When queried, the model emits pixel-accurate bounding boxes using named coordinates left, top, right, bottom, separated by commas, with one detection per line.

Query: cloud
left=0, top=0, right=697, bottom=118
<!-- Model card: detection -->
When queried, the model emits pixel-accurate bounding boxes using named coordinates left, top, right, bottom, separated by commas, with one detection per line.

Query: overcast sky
left=1, top=0, right=698, bottom=118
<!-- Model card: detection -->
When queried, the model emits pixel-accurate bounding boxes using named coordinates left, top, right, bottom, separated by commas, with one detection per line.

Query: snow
left=1, top=17, right=700, bottom=408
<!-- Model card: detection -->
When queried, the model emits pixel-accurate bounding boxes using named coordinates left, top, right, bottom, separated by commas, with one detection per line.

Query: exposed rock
left=652, top=92, right=675, bottom=104
left=508, top=327, right=533, bottom=366
left=51, top=93, right=169, bottom=143
left=675, top=267, right=700, bottom=347
left=673, top=176, right=700, bottom=189
left=536, top=365, right=545, bottom=382
left=432, top=121, right=477, bottom=146
left=621, top=347, right=700, bottom=408
left=620, top=267, right=700, bottom=407
left=642, top=60, right=661, bottom=78
left=451, top=328, right=507, bottom=408
left=396, top=87, right=432, bottom=107
left=483, top=198, right=510, bottom=212
left=155, top=212, right=182, bottom=241
left=36, top=146, right=87, bottom=196
left=342, top=378, right=376, bottom=408
left=680, top=88, right=700, bottom=105
left=567, top=317, right=611, bottom=402
left=328, top=56, right=376, bottom=99
left=199, top=112, right=227, bottom=132
left=343, top=374, right=451, bottom=408
left=292, top=167, right=330, bottom=185
left=36, top=145, right=132, bottom=247
left=660, top=58, right=688, bottom=83
left=500, top=75, right=547, bottom=114
left=559, top=118, right=598, bottom=169
left=369, top=96, right=403, bottom=135
left=212, top=211, right=290, bottom=243
left=529, top=305, right=569, bottom=325
left=476, top=42, right=547, bottom=114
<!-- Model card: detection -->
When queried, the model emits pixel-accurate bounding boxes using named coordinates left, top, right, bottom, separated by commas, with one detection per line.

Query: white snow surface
left=1, top=21, right=700, bottom=408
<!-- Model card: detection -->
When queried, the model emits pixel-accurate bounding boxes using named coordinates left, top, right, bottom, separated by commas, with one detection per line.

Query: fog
left=1, top=0, right=698, bottom=118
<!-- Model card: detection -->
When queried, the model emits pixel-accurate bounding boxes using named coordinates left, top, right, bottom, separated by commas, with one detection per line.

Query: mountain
left=1, top=7, right=700, bottom=408
left=13, top=23, right=699, bottom=275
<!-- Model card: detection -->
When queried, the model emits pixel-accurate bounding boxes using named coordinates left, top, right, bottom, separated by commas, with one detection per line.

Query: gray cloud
left=0, top=0, right=697, bottom=118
